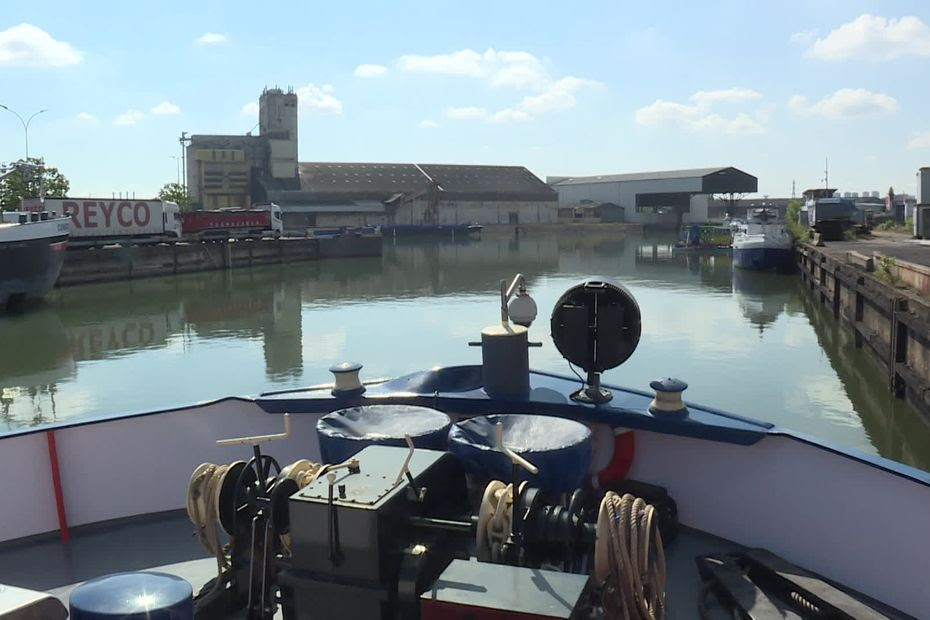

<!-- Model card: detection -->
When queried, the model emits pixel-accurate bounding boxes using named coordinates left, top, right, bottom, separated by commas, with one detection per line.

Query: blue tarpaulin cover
left=316, top=404, right=452, bottom=464
left=448, top=414, right=592, bottom=496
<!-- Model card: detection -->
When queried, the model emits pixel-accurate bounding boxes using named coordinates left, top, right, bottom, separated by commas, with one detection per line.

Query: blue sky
left=2, top=1, right=930, bottom=198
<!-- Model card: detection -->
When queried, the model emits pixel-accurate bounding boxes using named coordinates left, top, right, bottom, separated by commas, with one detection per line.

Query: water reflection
left=797, top=286, right=930, bottom=472
left=0, top=230, right=926, bottom=475
left=732, top=268, right=795, bottom=334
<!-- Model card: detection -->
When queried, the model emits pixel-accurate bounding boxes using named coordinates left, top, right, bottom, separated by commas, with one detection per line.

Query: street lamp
left=169, top=156, right=180, bottom=186
left=0, top=104, right=47, bottom=160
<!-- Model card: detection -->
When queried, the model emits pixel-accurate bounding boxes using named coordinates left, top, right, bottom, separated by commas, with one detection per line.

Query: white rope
left=187, top=462, right=232, bottom=584
left=595, top=492, right=667, bottom=620
left=187, top=458, right=324, bottom=580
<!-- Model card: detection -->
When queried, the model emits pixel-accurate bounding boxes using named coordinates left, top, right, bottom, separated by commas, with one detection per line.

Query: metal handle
left=496, top=422, right=538, bottom=475
left=394, top=434, right=416, bottom=486
left=216, top=413, right=291, bottom=446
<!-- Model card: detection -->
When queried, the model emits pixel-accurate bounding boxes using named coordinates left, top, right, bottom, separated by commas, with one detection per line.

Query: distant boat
left=673, top=223, right=732, bottom=253
left=732, top=209, right=793, bottom=272
left=0, top=211, right=71, bottom=309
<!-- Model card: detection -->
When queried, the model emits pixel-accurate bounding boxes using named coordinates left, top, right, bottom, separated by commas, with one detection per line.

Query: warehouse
left=262, top=162, right=557, bottom=231
left=187, top=88, right=557, bottom=231
left=549, top=167, right=758, bottom=228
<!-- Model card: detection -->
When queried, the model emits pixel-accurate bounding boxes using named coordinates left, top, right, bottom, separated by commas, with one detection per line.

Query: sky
left=2, top=1, right=930, bottom=198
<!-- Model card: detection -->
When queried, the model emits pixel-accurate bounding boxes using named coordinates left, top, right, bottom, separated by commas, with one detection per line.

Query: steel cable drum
left=550, top=280, right=641, bottom=373
left=316, top=404, right=453, bottom=464
left=448, top=414, right=592, bottom=497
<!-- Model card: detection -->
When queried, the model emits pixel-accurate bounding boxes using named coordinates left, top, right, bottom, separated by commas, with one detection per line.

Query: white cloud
left=241, top=102, right=259, bottom=116
left=398, top=48, right=549, bottom=90
left=0, top=23, right=82, bottom=67
left=295, top=83, right=342, bottom=114
left=790, top=29, right=818, bottom=45
left=908, top=131, right=930, bottom=149
left=196, top=32, right=228, bottom=46
left=689, top=87, right=761, bottom=107
left=76, top=112, right=96, bottom=122
left=150, top=101, right=180, bottom=115
left=806, top=15, right=930, bottom=61
left=114, top=110, right=144, bottom=126
left=354, top=64, right=387, bottom=78
left=788, top=88, right=898, bottom=119
left=398, top=47, right=599, bottom=122
left=634, top=87, right=767, bottom=135
left=490, top=76, right=601, bottom=123
left=419, top=119, right=439, bottom=128
left=444, top=106, right=487, bottom=119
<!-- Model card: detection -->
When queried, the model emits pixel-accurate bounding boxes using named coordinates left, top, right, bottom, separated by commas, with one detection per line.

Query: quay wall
left=57, top=236, right=382, bottom=287
left=797, top=244, right=930, bottom=419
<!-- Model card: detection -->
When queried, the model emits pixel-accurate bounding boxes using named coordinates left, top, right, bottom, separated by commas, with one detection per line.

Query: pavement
left=817, top=231, right=930, bottom=268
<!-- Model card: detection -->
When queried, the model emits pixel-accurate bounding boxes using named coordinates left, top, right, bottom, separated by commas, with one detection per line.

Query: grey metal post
left=0, top=105, right=47, bottom=159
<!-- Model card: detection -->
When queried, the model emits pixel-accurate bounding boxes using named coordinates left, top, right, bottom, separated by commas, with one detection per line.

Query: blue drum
left=448, top=414, right=592, bottom=497
left=69, top=571, right=192, bottom=619
left=316, top=404, right=453, bottom=464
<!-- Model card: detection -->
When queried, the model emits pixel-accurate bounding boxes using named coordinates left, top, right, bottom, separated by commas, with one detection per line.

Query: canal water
left=2, top=232, right=929, bottom=471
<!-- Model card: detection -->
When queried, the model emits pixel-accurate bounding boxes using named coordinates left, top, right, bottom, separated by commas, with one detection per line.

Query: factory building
left=549, top=167, right=758, bottom=227
left=187, top=88, right=298, bottom=210
left=258, top=162, right=557, bottom=230
left=186, top=88, right=557, bottom=230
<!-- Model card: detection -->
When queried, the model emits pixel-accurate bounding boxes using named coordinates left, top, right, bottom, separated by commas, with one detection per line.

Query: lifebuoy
left=587, top=424, right=635, bottom=488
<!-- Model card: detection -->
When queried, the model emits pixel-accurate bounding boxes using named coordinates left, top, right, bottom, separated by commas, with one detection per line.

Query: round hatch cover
left=550, top=280, right=641, bottom=372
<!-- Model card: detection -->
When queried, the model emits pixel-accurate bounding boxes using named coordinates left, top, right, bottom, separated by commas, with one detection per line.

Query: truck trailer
left=21, top=198, right=182, bottom=246
left=180, top=203, right=283, bottom=240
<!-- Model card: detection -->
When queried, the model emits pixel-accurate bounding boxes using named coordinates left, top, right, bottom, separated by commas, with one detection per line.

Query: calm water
left=2, top=233, right=929, bottom=470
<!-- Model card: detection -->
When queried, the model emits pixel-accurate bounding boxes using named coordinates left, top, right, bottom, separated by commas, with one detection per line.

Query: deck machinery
left=183, top=278, right=913, bottom=620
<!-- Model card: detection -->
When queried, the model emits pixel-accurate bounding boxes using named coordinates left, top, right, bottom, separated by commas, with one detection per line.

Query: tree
left=157, top=182, right=191, bottom=211
left=0, top=158, right=70, bottom=211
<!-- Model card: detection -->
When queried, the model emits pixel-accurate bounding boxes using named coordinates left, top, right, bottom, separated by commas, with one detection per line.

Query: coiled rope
left=187, top=462, right=234, bottom=584
left=595, top=492, right=667, bottom=620
left=187, top=459, right=324, bottom=576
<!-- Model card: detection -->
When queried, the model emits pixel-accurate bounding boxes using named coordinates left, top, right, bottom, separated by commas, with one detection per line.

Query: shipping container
left=21, top=198, right=182, bottom=243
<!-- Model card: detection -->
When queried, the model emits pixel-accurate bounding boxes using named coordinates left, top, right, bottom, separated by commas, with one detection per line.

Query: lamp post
left=169, top=156, right=180, bottom=186
left=0, top=105, right=47, bottom=159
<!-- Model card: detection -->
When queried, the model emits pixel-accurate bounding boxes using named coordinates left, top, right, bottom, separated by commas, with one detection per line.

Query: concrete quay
left=797, top=238, right=930, bottom=420
left=57, top=235, right=383, bottom=287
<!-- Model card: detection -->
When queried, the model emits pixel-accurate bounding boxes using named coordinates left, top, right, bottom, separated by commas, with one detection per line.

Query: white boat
left=0, top=276, right=926, bottom=619
left=732, top=208, right=794, bottom=272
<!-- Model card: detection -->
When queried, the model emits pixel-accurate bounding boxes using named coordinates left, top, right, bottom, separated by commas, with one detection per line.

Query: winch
left=184, top=275, right=672, bottom=620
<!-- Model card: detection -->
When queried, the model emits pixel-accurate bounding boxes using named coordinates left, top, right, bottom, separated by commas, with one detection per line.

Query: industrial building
left=186, top=88, right=557, bottom=230
left=549, top=167, right=758, bottom=227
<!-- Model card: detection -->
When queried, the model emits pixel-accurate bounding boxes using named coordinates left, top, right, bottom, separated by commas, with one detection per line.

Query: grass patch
left=875, top=256, right=901, bottom=286
left=876, top=218, right=913, bottom=233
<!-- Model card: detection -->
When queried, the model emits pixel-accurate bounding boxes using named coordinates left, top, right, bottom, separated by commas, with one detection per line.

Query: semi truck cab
left=270, top=203, right=283, bottom=237
left=163, top=202, right=183, bottom=238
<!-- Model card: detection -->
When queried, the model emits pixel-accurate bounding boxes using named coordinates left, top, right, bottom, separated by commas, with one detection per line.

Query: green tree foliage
left=785, top=198, right=807, bottom=240
left=0, top=158, right=69, bottom=211
left=156, top=182, right=191, bottom=211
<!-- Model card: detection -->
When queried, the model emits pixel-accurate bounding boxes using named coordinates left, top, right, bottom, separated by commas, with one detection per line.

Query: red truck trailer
left=180, top=204, right=283, bottom=240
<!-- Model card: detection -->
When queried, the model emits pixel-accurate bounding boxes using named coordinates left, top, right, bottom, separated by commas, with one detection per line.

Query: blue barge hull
left=733, top=247, right=794, bottom=272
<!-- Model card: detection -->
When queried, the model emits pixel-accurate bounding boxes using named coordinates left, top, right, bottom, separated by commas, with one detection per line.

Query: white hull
left=3, top=396, right=929, bottom=616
